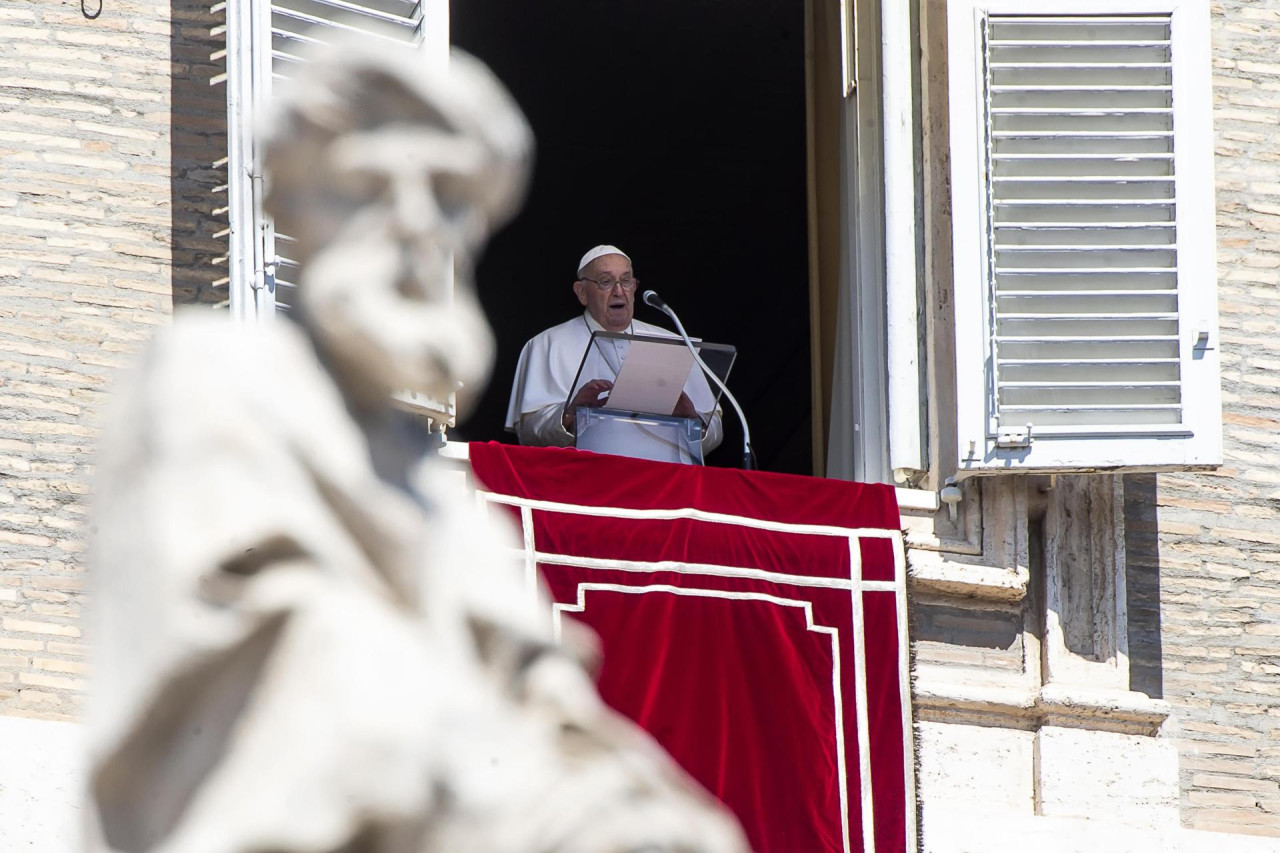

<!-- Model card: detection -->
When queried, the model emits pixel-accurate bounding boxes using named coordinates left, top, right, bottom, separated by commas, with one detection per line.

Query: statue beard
left=296, top=226, right=495, bottom=413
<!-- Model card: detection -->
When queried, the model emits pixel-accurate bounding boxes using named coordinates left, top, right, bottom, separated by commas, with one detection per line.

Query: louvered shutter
left=224, top=0, right=444, bottom=319
left=223, top=0, right=455, bottom=422
left=948, top=0, right=1220, bottom=473
left=265, top=0, right=443, bottom=315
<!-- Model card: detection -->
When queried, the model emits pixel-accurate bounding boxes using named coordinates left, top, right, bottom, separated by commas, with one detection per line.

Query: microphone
left=642, top=290, right=755, bottom=471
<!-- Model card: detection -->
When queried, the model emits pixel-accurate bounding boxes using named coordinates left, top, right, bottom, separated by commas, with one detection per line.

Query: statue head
left=263, top=36, right=534, bottom=412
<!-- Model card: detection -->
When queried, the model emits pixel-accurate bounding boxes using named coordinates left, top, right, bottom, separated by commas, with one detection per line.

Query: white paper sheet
left=603, top=339, right=696, bottom=415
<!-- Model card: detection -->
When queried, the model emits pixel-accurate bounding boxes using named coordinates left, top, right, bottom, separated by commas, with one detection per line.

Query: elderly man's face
left=573, top=253, right=635, bottom=332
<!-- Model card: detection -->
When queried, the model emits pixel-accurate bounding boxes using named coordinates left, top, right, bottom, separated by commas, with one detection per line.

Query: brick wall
left=1124, top=0, right=1280, bottom=837
left=0, top=0, right=224, bottom=720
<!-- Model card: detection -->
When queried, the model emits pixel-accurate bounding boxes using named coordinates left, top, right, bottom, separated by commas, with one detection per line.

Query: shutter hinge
left=995, top=423, right=1032, bottom=450
left=252, top=257, right=277, bottom=291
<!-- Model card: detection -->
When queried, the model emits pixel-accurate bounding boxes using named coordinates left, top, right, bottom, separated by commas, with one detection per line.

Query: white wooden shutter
left=222, top=0, right=454, bottom=422
left=948, top=0, right=1220, bottom=473
left=224, top=0, right=443, bottom=318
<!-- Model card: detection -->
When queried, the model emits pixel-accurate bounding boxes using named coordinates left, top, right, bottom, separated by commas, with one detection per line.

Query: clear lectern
left=565, top=331, right=736, bottom=465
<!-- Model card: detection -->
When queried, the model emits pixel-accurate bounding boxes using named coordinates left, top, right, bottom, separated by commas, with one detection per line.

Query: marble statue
left=86, top=34, right=749, bottom=853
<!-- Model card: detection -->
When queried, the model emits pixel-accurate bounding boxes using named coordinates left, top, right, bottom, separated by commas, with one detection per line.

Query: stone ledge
left=908, top=552, right=1029, bottom=602
left=923, top=808, right=1280, bottom=853
left=1038, top=685, right=1171, bottom=734
left=915, top=681, right=1170, bottom=735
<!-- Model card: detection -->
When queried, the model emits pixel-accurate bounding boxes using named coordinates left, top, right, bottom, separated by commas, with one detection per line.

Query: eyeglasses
left=579, top=275, right=637, bottom=292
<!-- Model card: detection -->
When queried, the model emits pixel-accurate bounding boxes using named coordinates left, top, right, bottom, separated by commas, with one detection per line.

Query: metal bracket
left=939, top=477, right=964, bottom=522
left=995, top=423, right=1032, bottom=450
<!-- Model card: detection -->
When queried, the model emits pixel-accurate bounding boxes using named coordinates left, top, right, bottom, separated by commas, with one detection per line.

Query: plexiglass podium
left=574, top=407, right=707, bottom=464
left=567, top=331, right=736, bottom=466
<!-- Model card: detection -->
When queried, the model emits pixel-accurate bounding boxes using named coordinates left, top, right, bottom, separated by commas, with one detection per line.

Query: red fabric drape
left=469, top=443, right=910, bottom=853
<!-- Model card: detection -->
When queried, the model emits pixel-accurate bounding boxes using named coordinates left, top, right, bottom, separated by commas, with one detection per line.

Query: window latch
left=995, top=423, right=1032, bottom=450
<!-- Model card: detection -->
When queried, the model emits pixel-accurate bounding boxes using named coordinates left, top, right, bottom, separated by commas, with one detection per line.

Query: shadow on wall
left=911, top=599, right=1025, bottom=672
left=171, top=0, right=231, bottom=309
left=1124, top=473, right=1164, bottom=700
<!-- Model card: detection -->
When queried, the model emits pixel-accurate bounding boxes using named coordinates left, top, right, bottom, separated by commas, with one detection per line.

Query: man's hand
left=673, top=391, right=697, bottom=419
left=563, top=379, right=614, bottom=432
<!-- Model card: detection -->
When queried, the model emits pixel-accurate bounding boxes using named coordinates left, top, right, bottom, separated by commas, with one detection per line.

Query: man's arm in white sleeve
left=701, top=407, right=724, bottom=454
left=516, top=402, right=575, bottom=447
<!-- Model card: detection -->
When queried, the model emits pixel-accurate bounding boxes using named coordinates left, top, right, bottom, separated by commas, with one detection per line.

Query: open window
left=947, top=0, right=1221, bottom=473
left=217, top=0, right=1221, bottom=482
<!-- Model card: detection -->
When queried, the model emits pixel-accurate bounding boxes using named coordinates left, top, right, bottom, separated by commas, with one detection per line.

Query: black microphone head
left=642, top=290, right=665, bottom=309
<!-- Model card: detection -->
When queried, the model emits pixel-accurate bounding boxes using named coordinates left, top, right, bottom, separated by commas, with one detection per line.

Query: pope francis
left=505, top=245, right=724, bottom=453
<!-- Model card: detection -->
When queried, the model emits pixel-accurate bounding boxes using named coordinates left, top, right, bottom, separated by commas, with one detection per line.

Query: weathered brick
left=2, top=618, right=79, bottom=638
left=15, top=689, right=63, bottom=706
left=33, top=658, right=88, bottom=676
left=17, top=671, right=84, bottom=691
left=0, top=530, right=51, bottom=548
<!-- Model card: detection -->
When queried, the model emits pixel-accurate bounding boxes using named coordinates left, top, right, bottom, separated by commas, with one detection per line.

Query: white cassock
left=505, top=310, right=724, bottom=453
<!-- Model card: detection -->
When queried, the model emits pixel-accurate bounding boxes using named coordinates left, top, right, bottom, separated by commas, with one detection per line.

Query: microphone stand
left=643, top=290, right=755, bottom=470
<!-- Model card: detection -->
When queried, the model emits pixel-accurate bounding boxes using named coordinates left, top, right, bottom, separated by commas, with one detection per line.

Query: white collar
left=582, top=310, right=633, bottom=336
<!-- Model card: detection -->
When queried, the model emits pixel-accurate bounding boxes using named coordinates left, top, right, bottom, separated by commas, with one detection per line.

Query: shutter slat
left=990, top=16, right=1172, bottom=23
left=996, top=246, right=1175, bottom=253
left=990, top=62, right=1172, bottom=69
left=998, top=289, right=1174, bottom=296
left=997, top=266, right=1174, bottom=273
left=996, top=335, right=1179, bottom=342
left=997, top=201, right=1173, bottom=208
left=272, top=28, right=323, bottom=46
left=1000, top=404, right=1180, bottom=412
left=1002, top=381, right=1180, bottom=389
left=991, top=108, right=1171, bottom=114
left=996, top=223, right=1174, bottom=229
left=272, top=8, right=416, bottom=45
left=280, top=0, right=419, bottom=28
left=998, top=358, right=1180, bottom=365
left=989, top=40, right=1170, bottom=48
left=998, top=313, right=1178, bottom=321
left=992, top=176, right=1174, bottom=182
left=990, top=85, right=1170, bottom=92
left=993, top=153, right=1174, bottom=160
left=992, top=131, right=1173, bottom=138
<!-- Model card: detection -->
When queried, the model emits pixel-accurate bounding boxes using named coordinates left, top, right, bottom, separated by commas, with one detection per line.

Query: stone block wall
left=913, top=0, right=1280, bottom=843
left=0, top=0, right=224, bottom=721
left=1126, top=1, right=1280, bottom=837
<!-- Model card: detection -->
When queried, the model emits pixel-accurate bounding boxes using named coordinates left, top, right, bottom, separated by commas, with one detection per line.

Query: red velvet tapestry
left=469, top=442, right=914, bottom=853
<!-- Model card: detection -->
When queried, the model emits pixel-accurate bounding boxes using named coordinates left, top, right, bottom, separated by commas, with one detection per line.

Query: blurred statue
left=86, top=34, right=748, bottom=853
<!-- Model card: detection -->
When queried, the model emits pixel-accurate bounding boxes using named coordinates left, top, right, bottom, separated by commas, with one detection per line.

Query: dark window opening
left=451, top=0, right=812, bottom=474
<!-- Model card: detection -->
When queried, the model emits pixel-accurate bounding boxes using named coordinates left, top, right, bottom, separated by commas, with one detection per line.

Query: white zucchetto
left=577, top=245, right=630, bottom=275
